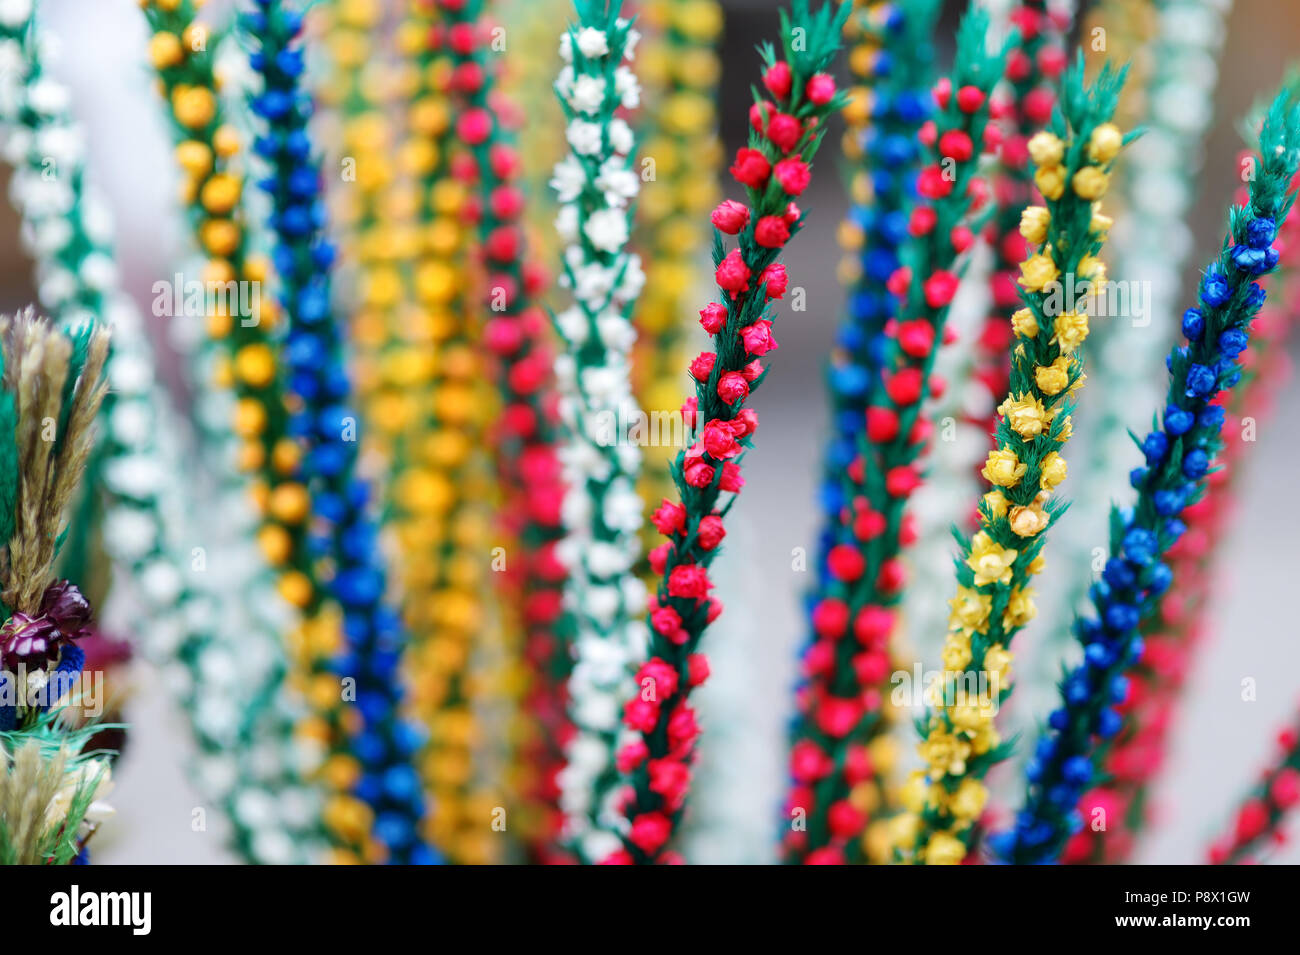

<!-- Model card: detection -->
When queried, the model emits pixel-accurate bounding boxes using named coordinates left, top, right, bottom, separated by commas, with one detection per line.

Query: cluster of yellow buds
left=898, top=114, right=1126, bottom=865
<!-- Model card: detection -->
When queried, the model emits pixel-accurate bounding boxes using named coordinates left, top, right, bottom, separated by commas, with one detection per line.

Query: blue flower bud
left=1063, top=756, right=1092, bottom=785
left=1096, top=708, right=1123, bottom=738
left=1123, top=527, right=1158, bottom=564
left=1201, top=269, right=1232, bottom=307
left=1184, top=363, right=1217, bottom=398
left=1085, top=642, right=1115, bottom=667
left=1197, top=405, right=1226, bottom=430
left=1181, top=448, right=1210, bottom=478
left=1126, top=634, right=1145, bottom=664
left=1245, top=216, right=1276, bottom=249
left=1230, top=245, right=1267, bottom=274
left=1103, top=557, right=1136, bottom=589
left=1245, top=282, right=1266, bottom=309
left=1154, top=488, right=1185, bottom=516
left=1181, top=308, right=1205, bottom=340
left=1129, top=466, right=1147, bottom=489
left=1109, top=675, right=1130, bottom=703
left=1142, top=431, right=1169, bottom=464
left=1049, top=708, right=1070, bottom=731
left=1218, top=327, right=1249, bottom=359
left=1165, top=407, right=1195, bottom=435
left=1146, top=562, right=1173, bottom=594
left=1104, top=603, right=1140, bottom=633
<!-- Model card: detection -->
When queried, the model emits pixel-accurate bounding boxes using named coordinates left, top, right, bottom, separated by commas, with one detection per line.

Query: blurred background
left=1, top=0, right=1298, bottom=863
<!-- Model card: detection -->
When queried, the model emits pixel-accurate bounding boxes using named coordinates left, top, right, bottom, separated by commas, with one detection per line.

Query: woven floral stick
left=1034, top=0, right=1234, bottom=732
left=993, top=87, right=1300, bottom=865
left=243, top=0, right=435, bottom=864
left=969, top=0, right=1070, bottom=458
left=390, top=0, right=501, bottom=866
left=430, top=0, right=574, bottom=859
left=140, top=5, right=360, bottom=860
left=2, top=3, right=323, bottom=864
left=599, top=0, right=849, bottom=865
left=792, top=1, right=938, bottom=860
left=816, top=0, right=936, bottom=555
left=1207, top=711, right=1300, bottom=863
left=1070, top=133, right=1300, bottom=864
left=546, top=3, right=651, bottom=863
left=784, top=4, right=1004, bottom=866
left=897, top=59, right=1130, bottom=866
left=632, top=0, right=724, bottom=570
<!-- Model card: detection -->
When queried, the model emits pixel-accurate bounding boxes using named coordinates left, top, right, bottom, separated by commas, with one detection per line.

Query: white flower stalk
left=0, top=9, right=321, bottom=865
left=550, top=5, right=646, bottom=863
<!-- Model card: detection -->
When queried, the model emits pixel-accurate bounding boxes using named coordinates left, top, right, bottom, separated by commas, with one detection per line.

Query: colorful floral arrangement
left=900, top=58, right=1130, bottom=865
left=243, top=0, right=433, bottom=864
left=0, top=0, right=1296, bottom=871
left=995, top=85, right=1300, bottom=865
left=547, top=2, right=650, bottom=863
left=606, top=0, right=850, bottom=865
left=431, top=0, right=574, bottom=860
left=786, top=3, right=1006, bottom=866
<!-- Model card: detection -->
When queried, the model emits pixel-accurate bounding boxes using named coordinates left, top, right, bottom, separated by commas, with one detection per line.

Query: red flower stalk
left=966, top=0, right=1072, bottom=502
left=1206, top=716, right=1300, bottom=864
left=1067, top=170, right=1300, bottom=865
left=600, top=1, right=849, bottom=865
left=430, top=0, right=572, bottom=862
left=783, top=6, right=1008, bottom=865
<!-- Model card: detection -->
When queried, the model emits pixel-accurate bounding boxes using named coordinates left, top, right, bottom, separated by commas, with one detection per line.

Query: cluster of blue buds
left=243, top=0, right=437, bottom=865
left=992, top=178, right=1293, bottom=863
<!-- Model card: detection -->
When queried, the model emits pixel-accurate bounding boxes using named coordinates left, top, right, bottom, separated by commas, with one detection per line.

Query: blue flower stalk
left=814, top=0, right=937, bottom=574
left=994, top=87, right=1300, bottom=865
left=242, top=0, right=434, bottom=865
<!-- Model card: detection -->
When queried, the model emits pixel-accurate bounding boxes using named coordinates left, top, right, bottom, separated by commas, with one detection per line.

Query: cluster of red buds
left=604, top=5, right=850, bottom=863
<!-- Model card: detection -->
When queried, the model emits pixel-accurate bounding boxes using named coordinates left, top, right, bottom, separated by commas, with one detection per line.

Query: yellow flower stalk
left=898, top=60, right=1132, bottom=865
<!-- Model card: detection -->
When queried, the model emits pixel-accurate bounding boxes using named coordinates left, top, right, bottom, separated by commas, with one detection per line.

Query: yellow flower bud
left=235, top=343, right=276, bottom=387
left=268, top=482, right=311, bottom=525
left=948, top=589, right=990, bottom=636
left=232, top=397, right=266, bottom=437
left=1011, top=307, right=1039, bottom=338
left=982, top=490, right=1009, bottom=520
left=982, top=449, right=1027, bottom=488
left=1040, top=451, right=1068, bottom=489
left=172, top=86, right=216, bottom=129
left=942, top=633, right=974, bottom=671
left=149, top=31, right=184, bottom=70
left=1018, top=253, right=1059, bottom=292
left=200, top=218, right=240, bottom=257
left=998, top=393, right=1051, bottom=439
left=1027, top=131, right=1065, bottom=166
left=1003, top=586, right=1038, bottom=629
left=1019, top=205, right=1050, bottom=245
left=200, top=172, right=241, bottom=215
left=1035, top=357, right=1072, bottom=396
left=213, top=124, right=241, bottom=158
left=923, top=831, right=967, bottom=865
left=175, top=140, right=212, bottom=178
left=1034, top=163, right=1066, bottom=200
left=1052, top=311, right=1090, bottom=352
left=1087, top=122, right=1123, bottom=163
left=949, top=778, right=988, bottom=821
left=966, top=532, right=1019, bottom=587
left=1072, top=166, right=1109, bottom=200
